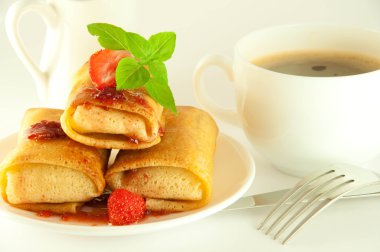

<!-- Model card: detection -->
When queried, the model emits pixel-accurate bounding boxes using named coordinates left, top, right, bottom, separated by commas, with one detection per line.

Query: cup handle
left=5, top=0, right=58, bottom=103
left=193, top=54, right=240, bottom=126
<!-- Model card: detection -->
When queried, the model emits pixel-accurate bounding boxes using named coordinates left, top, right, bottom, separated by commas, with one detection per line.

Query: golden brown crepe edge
left=61, top=107, right=164, bottom=149
left=12, top=202, right=84, bottom=214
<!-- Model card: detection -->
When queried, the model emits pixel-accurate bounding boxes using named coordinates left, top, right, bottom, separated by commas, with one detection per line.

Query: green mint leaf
left=125, top=32, right=151, bottom=60
left=145, top=78, right=177, bottom=114
left=115, top=58, right=150, bottom=90
left=148, top=32, right=176, bottom=61
left=88, top=22, right=177, bottom=113
left=147, top=61, right=168, bottom=84
left=87, top=23, right=128, bottom=50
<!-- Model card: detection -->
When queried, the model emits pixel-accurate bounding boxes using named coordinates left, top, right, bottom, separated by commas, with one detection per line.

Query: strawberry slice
left=89, top=49, right=131, bottom=90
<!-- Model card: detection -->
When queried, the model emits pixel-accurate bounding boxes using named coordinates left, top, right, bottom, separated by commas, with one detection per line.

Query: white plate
left=0, top=132, right=255, bottom=236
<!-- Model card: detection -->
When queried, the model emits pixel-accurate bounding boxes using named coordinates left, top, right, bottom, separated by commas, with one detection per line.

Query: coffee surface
left=252, top=50, right=380, bottom=77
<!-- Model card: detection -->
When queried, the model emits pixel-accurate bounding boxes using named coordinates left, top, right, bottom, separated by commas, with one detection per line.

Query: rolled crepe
left=106, top=106, right=218, bottom=212
left=0, top=108, right=109, bottom=213
left=61, top=63, right=165, bottom=150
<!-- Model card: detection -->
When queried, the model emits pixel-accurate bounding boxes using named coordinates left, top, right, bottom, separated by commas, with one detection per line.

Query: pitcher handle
left=5, top=0, right=59, bottom=103
left=193, top=54, right=240, bottom=126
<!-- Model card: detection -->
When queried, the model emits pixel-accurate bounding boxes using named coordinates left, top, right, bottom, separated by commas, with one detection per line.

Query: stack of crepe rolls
left=61, top=63, right=165, bottom=150
left=106, top=106, right=219, bottom=212
left=0, top=108, right=110, bottom=214
left=0, top=63, right=219, bottom=216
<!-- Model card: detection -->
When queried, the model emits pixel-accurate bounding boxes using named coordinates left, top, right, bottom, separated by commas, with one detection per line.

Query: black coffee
left=251, top=50, right=380, bottom=77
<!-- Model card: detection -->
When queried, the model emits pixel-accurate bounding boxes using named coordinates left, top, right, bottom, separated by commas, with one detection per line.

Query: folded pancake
left=61, top=63, right=165, bottom=150
left=106, top=106, right=218, bottom=212
left=0, top=108, right=109, bottom=214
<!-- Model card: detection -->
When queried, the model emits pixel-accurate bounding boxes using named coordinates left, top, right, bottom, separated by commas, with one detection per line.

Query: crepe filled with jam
left=0, top=108, right=110, bottom=214
left=106, top=106, right=218, bottom=212
left=61, top=62, right=165, bottom=150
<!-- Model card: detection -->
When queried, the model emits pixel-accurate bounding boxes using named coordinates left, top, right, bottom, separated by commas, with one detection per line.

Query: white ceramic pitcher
left=5, top=0, right=137, bottom=108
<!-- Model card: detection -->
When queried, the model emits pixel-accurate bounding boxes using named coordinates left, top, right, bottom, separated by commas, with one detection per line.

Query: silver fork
left=257, top=164, right=380, bottom=244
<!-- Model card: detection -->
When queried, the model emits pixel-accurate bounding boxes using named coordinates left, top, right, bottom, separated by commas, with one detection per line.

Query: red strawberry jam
left=72, top=86, right=148, bottom=108
left=27, top=120, right=66, bottom=140
left=93, top=86, right=126, bottom=104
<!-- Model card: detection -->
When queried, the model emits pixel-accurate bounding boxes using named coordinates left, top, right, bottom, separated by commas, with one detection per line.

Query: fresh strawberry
left=89, top=49, right=131, bottom=90
left=107, top=189, right=146, bottom=225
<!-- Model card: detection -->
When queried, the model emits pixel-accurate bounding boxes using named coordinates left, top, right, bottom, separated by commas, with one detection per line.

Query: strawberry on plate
left=107, top=189, right=146, bottom=225
left=89, top=49, right=131, bottom=90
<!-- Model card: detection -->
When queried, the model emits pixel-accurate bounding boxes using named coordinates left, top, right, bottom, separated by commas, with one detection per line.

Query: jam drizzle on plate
left=35, top=192, right=170, bottom=226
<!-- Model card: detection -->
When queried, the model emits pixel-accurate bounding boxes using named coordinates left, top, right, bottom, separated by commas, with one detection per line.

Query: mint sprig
left=87, top=23, right=177, bottom=114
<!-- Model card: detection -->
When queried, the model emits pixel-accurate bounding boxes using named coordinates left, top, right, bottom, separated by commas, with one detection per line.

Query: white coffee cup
left=193, top=24, right=380, bottom=177
left=5, top=0, right=137, bottom=108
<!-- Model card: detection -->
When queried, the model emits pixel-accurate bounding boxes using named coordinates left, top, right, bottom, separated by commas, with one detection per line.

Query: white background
left=1, top=0, right=380, bottom=251
left=1, top=0, right=380, bottom=135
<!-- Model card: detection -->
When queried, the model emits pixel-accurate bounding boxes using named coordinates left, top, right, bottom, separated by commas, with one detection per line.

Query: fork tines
left=257, top=168, right=355, bottom=244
